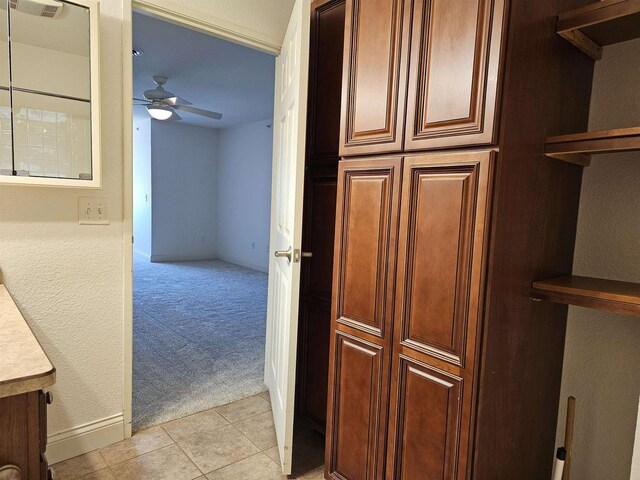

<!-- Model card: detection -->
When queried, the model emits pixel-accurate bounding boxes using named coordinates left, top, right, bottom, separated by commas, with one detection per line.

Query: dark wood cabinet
left=325, top=0, right=596, bottom=477
left=404, top=0, right=505, bottom=151
left=296, top=0, right=345, bottom=429
left=326, top=157, right=401, bottom=480
left=339, top=0, right=411, bottom=156
left=385, top=151, right=493, bottom=479
left=328, top=332, right=386, bottom=480
left=0, top=390, right=51, bottom=479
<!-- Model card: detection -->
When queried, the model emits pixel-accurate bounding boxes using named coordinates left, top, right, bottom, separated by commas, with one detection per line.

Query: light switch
left=79, top=197, right=109, bottom=225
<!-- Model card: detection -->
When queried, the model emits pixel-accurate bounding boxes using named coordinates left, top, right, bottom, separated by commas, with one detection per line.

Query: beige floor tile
left=163, top=408, right=229, bottom=441
left=234, top=411, right=277, bottom=450
left=110, top=444, right=201, bottom=480
left=52, top=451, right=107, bottom=480
left=259, top=390, right=271, bottom=403
left=174, top=424, right=260, bottom=474
left=206, top=453, right=283, bottom=480
left=264, top=445, right=280, bottom=464
left=215, top=395, right=271, bottom=423
left=99, top=426, right=174, bottom=466
left=79, top=469, right=117, bottom=480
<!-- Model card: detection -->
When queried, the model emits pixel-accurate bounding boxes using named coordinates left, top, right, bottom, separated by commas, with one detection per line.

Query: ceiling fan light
left=147, top=104, right=173, bottom=121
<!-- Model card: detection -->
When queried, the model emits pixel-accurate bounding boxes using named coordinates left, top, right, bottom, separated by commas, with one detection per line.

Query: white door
left=264, top=0, right=311, bottom=475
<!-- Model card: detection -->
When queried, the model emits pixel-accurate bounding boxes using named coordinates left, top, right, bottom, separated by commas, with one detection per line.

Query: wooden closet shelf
left=545, top=126, right=640, bottom=165
left=532, top=275, right=640, bottom=317
left=557, top=0, right=640, bottom=60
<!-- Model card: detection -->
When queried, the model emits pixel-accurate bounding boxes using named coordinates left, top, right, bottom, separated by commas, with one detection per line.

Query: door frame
left=122, top=0, right=285, bottom=437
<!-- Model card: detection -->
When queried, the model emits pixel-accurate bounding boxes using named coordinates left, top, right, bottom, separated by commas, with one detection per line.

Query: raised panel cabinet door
left=404, top=0, right=506, bottom=151
left=306, top=0, right=346, bottom=165
left=326, top=332, right=387, bottom=480
left=388, top=358, right=464, bottom=480
left=339, top=0, right=411, bottom=156
left=386, top=151, right=494, bottom=479
left=325, top=157, right=401, bottom=480
left=332, top=158, right=401, bottom=339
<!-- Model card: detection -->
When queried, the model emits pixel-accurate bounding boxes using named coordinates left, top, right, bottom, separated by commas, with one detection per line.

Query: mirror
left=0, top=0, right=100, bottom=187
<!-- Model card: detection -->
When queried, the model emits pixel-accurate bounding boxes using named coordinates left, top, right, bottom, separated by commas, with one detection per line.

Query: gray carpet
left=133, top=256, right=268, bottom=431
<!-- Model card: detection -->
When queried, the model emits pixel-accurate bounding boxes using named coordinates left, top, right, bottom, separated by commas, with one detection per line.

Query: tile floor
left=52, top=392, right=325, bottom=480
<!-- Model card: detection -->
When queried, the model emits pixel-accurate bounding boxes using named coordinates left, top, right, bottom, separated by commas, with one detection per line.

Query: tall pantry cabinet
left=324, top=0, right=595, bottom=478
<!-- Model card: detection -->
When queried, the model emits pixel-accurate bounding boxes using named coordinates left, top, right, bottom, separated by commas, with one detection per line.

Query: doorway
left=124, top=0, right=335, bottom=476
left=131, top=12, right=275, bottom=431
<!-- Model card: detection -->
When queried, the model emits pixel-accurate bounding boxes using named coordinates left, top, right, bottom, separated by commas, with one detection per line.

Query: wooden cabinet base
left=0, top=391, right=50, bottom=480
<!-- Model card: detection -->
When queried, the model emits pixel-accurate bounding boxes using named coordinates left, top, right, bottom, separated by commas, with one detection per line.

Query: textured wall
left=216, top=119, right=272, bottom=272
left=0, top=0, right=125, bottom=437
left=154, top=0, right=295, bottom=46
left=556, top=38, right=640, bottom=480
left=150, top=120, right=218, bottom=261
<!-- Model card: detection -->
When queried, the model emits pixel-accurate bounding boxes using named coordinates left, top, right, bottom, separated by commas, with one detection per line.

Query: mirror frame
left=0, top=0, right=101, bottom=188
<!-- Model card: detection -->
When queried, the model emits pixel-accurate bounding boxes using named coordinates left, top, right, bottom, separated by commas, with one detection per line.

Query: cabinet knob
left=0, top=465, right=22, bottom=480
left=45, top=391, right=53, bottom=405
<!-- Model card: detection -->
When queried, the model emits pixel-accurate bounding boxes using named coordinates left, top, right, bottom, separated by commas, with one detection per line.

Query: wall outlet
left=251, top=241, right=256, bottom=250
left=79, top=197, right=109, bottom=225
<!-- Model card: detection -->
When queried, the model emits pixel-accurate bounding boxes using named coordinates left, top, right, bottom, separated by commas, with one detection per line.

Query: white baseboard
left=47, top=414, right=125, bottom=464
left=216, top=252, right=268, bottom=273
left=150, top=252, right=216, bottom=263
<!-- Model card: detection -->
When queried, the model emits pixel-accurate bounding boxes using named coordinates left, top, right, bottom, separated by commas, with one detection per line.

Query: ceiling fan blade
left=173, top=104, right=222, bottom=120
left=133, top=97, right=149, bottom=103
left=168, top=110, right=182, bottom=121
left=164, top=96, right=192, bottom=106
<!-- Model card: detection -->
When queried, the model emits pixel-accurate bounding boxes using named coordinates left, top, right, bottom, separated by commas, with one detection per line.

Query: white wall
left=0, top=0, right=125, bottom=462
left=0, top=0, right=282, bottom=465
left=556, top=38, right=640, bottom=480
left=216, top=119, right=272, bottom=272
left=150, top=120, right=218, bottom=262
left=133, top=119, right=152, bottom=258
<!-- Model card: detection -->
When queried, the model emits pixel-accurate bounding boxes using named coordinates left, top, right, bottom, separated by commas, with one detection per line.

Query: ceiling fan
left=134, top=76, right=223, bottom=122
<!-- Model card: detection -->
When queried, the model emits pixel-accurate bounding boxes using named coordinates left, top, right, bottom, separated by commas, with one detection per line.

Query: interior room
left=0, top=1, right=638, bottom=480
left=131, top=12, right=275, bottom=432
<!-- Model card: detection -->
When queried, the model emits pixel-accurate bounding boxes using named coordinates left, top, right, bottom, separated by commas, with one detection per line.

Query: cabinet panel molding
left=396, top=151, right=493, bottom=368
left=339, top=0, right=411, bottom=155
left=401, top=163, right=479, bottom=366
left=327, top=332, right=386, bottom=480
left=404, top=0, right=505, bottom=151
left=334, top=159, right=401, bottom=338
left=390, top=357, right=463, bottom=480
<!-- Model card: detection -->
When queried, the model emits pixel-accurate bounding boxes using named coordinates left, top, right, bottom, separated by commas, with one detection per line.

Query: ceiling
left=2, top=1, right=90, bottom=57
left=133, top=12, right=276, bottom=129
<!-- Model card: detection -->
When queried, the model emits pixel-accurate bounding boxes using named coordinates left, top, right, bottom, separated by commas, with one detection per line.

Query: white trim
left=46, top=414, right=125, bottom=464
left=149, top=253, right=217, bottom=263
left=216, top=252, right=269, bottom=274
left=122, top=0, right=280, bottom=441
left=133, top=0, right=281, bottom=55
left=122, top=0, right=134, bottom=440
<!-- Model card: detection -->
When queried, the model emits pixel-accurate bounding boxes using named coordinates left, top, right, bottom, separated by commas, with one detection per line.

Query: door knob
left=274, top=247, right=292, bottom=262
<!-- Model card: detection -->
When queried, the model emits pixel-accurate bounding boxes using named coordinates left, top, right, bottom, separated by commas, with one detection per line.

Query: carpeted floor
left=133, top=255, right=268, bottom=431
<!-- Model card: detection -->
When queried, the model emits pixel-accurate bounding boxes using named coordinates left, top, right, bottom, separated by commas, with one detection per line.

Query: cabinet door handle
left=45, top=391, right=53, bottom=405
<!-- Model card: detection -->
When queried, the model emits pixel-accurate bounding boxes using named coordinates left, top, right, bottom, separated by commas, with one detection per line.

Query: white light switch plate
left=79, top=197, right=109, bottom=225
